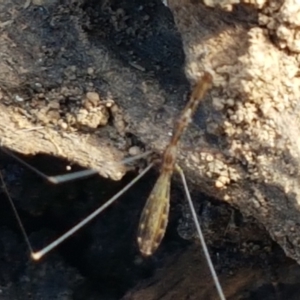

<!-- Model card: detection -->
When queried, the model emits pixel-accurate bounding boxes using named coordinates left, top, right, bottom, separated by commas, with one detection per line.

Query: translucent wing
left=137, top=171, right=172, bottom=256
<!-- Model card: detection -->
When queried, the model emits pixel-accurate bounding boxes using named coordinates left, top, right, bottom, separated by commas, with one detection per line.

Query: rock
left=1, top=0, right=300, bottom=287
left=166, top=0, right=300, bottom=263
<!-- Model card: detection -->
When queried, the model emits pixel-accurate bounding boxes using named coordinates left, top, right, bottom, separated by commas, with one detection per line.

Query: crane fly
left=0, top=71, right=226, bottom=299
left=135, top=71, right=225, bottom=300
left=137, top=72, right=213, bottom=256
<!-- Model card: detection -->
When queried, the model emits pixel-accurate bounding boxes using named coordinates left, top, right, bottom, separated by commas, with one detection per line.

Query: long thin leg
left=0, top=147, right=152, bottom=184
left=0, top=171, right=34, bottom=255
left=31, top=162, right=154, bottom=260
left=1, top=162, right=154, bottom=260
left=176, top=164, right=226, bottom=300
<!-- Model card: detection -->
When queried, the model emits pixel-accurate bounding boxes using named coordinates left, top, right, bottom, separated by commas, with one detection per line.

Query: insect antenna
left=176, top=164, right=226, bottom=300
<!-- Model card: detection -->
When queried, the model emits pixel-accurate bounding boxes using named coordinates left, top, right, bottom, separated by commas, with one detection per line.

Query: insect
left=137, top=72, right=213, bottom=256
left=1, top=72, right=225, bottom=300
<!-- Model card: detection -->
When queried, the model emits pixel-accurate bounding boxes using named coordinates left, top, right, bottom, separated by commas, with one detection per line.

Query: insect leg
left=175, top=164, right=226, bottom=300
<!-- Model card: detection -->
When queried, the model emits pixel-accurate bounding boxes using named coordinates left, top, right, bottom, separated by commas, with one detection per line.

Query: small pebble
left=87, top=67, right=94, bottom=75
left=86, top=92, right=100, bottom=103
left=129, top=146, right=141, bottom=156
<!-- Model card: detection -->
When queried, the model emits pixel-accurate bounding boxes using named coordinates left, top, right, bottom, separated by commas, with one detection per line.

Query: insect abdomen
left=137, top=171, right=171, bottom=256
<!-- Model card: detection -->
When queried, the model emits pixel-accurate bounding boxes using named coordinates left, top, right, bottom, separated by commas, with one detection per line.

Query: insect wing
left=137, top=171, right=172, bottom=256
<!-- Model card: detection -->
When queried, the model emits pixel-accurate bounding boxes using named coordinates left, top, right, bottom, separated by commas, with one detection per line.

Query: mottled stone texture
left=167, top=0, right=300, bottom=263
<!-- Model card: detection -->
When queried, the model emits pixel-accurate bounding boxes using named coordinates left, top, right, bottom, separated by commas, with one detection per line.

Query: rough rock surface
left=124, top=244, right=300, bottom=300
left=1, top=0, right=300, bottom=298
left=2, top=151, right=300, bottom=299
left=166, top=0, right=300, bottom=263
